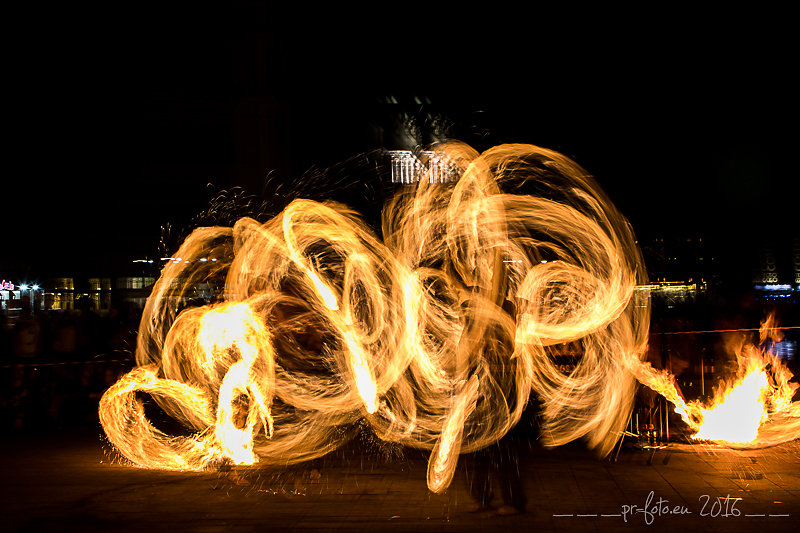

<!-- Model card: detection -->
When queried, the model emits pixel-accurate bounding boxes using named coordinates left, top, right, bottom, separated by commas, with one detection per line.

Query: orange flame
left=628, top=316, right=799, bottom=446
left=691, top=360, right=769, bottom=444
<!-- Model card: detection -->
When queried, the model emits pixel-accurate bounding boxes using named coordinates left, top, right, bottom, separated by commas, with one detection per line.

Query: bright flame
left=692, top=364, right=769, bottom=443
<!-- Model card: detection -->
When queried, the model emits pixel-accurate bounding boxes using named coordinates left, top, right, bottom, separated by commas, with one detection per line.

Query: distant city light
left=755, top=284, right=793, bottom=291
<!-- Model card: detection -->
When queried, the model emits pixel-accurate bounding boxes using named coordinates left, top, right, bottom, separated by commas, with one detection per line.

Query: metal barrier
left=613, top=393, right=672, bottom=464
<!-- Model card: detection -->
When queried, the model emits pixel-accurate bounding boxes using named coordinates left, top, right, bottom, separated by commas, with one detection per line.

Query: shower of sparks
left=100, top=142, right=800, bottom=492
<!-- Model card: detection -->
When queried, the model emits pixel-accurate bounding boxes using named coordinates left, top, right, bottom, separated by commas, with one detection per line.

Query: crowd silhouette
left=0, top=303, right=140, bottom=433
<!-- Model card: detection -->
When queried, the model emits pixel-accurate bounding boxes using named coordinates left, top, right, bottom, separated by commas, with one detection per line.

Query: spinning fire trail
left=99, top=143, right=800, bottom=492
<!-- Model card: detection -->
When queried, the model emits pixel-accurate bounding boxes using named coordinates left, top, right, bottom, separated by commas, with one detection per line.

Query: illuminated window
left=116, top=277, right=155, bottom=289
left=88, top=278, right=112, bottom=291
left=52, top=292, right=74, bottom=310
left=52, top=278, right=74, bottom=290
left=89, top=292, right=111, bottom=311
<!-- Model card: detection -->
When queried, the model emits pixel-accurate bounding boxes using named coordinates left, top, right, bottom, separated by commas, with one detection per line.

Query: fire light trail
left=100, top=142, right=800, bottom=492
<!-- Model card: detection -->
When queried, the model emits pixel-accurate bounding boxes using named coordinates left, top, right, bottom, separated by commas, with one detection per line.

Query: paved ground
left=2, top=427, right=798, bottom=532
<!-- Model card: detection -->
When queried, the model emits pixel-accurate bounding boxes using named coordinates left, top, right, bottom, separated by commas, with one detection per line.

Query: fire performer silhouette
left=459, top=250, right=527, bottom=515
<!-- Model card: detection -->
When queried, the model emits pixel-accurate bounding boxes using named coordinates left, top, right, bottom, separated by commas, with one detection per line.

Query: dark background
left=4, top=4, right=797, bottom=280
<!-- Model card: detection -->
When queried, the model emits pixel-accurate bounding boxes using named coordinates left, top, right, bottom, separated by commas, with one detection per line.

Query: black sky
left=4, top=6, right=797, bottom=279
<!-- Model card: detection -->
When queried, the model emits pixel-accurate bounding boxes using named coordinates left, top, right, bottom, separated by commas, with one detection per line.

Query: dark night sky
left=4, top=6, right=797, bottom=280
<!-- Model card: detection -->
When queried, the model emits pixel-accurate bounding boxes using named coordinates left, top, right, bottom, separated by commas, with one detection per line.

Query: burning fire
left=691, top=362, right=769, bottom=444
left=99, top=142, right=799, bottom=492
left=626, top=316, right=800, bottom=447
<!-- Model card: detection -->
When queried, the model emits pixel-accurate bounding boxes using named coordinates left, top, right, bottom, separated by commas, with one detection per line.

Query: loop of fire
left=99, top=142, right=800, bottom=493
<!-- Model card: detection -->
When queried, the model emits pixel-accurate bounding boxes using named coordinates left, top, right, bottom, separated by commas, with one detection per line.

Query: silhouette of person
left=462, top=296, right=527, bottom=515
left=457, top=248, right=527, bottom=515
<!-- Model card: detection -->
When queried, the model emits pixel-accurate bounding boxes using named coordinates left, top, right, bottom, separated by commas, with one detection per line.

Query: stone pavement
left=2, top=428, right=798, bottom=532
